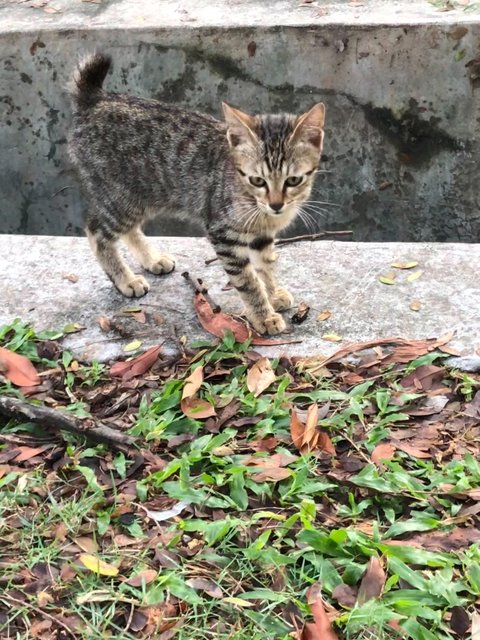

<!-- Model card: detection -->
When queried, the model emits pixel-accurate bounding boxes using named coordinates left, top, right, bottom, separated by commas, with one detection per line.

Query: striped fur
left=68, top=53, right=325, bottom=335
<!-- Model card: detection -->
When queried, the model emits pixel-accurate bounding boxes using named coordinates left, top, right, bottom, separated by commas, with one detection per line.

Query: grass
left=1, top=319, right=480, bottom=638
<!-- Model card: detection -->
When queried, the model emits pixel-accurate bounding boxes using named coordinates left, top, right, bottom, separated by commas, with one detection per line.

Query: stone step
left=1, top=235, right=478, bottom=367
left=0, top=0, right=479, bottom=241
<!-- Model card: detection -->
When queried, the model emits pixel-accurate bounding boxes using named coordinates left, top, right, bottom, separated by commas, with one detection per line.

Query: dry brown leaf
left=180, top=397, right=216, bottom=419
left=317, top=310, right=332, bottom=322
left=109, top=345, right=161, bottom=381
left=0, top=347, right=40, bottom=387
left=394, top=442, right=432, bottom=459
left=31, top=619, right=53, bottom=637
left=316, top=432, right=336, bottom=456
left=387, top=527, right=480, bottom=552
left=472, top=611, right=480, bottom=639
left=303, top=583, right=339, bottom=640
left=131, top=310, right=147, bottom=324
left=291, top=302, right=310, bottom=325
left=356, top=557, right=386, bottom=605
left=126, top=569, right=158, bottom=587
left=410, top=300, right=421, bottom=312
left=332, top=583, right=357, bottom=609
left=290, top=409, right=305, bottom=450
left=302, top=404, right=319, bottom=450
left=246, top=357, right=276, bottom=396
left=182, top=366, right=204, bottom=400
left=186, top=577, right=222, bottom=598
left=63, top=273, right=79, bottom=283
left=97, top=316, right=111, bottom=332
left=14, top=446, right=47, bottom=463
left=317, top=333, right=453, bottom=368
left=391, top=261, right=418, bottom=270
left=371, top=443, right=396, bottom=465
left=193, top=292, right=299, bottom=346
left=322, top=333, right=342, bottom=342
left=74, top=537, right=98, bottom=554
left=407, top=270, right=423, bottom=282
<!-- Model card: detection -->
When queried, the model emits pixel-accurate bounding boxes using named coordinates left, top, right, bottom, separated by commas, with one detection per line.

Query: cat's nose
left=269, top=203, right=283, bottom=213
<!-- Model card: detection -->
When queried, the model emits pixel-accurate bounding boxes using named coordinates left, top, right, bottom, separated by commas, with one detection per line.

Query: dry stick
left=0, top=396, right=136, bottom=452
left=204, top=230, right=353, bottom=264
left=181, top=271, right=221, bottom=313
left=0, top=594, right=80, bottom=639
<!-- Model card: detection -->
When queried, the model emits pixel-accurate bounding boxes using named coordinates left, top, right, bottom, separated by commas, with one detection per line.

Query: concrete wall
left=1, top=0, right=479, bottom=241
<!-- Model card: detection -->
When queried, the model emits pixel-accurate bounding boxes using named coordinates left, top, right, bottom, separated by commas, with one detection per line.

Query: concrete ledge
left=1, top=235, right=479, bottom=362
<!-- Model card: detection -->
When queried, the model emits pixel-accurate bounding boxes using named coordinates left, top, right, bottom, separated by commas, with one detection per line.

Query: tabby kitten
left=68, top=53, right=325, bottom=335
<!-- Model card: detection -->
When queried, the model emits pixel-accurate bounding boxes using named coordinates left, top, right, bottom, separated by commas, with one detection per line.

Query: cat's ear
left=290, top=103, right=325, bottom=150
left=222, top=103, right=258, bottom=148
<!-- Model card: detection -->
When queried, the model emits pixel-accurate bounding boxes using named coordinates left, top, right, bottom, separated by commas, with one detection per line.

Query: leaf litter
left=1, top=319, right=480, bottom=639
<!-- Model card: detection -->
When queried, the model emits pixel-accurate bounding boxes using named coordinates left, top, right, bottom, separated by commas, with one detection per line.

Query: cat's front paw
left=250, top=312, right=286, bottom=335
left=147, top=253, right=176, bottom=275
left=271, top=287, right=294, bottom=311
left=117, top=275, right=150, bottom=298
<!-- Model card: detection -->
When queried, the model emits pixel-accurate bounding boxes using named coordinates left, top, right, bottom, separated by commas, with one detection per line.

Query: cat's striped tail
left=69, top=52, right=112, bottom=109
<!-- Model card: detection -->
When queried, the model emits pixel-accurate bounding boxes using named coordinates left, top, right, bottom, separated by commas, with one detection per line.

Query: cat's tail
left=69, top=52, right=112, bottom=109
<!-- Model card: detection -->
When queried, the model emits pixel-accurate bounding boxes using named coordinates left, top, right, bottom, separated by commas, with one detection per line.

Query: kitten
left=68, top=53, right=325, bottom=335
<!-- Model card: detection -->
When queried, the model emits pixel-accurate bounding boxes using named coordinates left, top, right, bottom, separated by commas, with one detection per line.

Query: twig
left=181, top=271, right=221, bottom=313
left=0, top=594, right=80, bottom=638
left=276, top=230, right=353, bottom=246
left=204, top=230, right=353, bottom=264
left=0, top=396, right=137, bottom=452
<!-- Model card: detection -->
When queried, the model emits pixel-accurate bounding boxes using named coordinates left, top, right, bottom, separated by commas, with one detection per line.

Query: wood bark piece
left=0, top=396, right=136, bottom=451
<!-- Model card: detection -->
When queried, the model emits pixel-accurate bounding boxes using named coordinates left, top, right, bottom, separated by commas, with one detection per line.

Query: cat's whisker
left=297, top=208, right=319, bottom=234
left=305, top=200, right=342, bottom=208
left=301, top=205, right=328, bottom=220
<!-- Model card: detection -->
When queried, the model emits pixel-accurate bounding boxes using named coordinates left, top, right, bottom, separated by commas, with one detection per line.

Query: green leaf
left=229, top=471, right=249, bottom=510
left=76, top=465, right=104, bottom=495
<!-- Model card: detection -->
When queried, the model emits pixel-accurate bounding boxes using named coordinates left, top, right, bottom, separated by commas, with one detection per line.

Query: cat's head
left=223, top=102, right=325, bottom=226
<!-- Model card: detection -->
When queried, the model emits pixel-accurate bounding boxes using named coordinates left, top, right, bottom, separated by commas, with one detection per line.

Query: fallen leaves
left=246, top=358, right=276, bottom=396
left=109, top=345, right=161, bottom=380
left=244, top=453, right=297, bottom=482
left=357, top=557, right=386, bottom=604
left=317, top=310, right=332, bottom=322
left=78, top=555, right=118, bottom=577
left=123, top=339, right=142, bottom=353
left=291, top=302, right=310, bottom=325
left=407, top=270, right=423, bottom=282
left=410, top=300, right=422, bottom=311
left=126, top=569, right=158, bottom=587
left=322, top=333, right=342, bottom=342
left=303, top=583, right=339, bottom=640
left=180, top=365, right=216, bottom=419
left=314, top=332, right=454, bottom=369
left=391, top=261, right=418, bottom=270
left=192, top=292, right=299, bottom=346
left=379, top=275, right=396, bottom=285
left=371, top=443, right=396, bottom=465
left=0, top=347, right=39, bottom=387
left=290, top=405, right=335, bottom=455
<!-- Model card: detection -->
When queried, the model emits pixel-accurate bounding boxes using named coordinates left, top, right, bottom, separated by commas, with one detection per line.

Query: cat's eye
left=249, top=176, right=267, bottom=188
left=285, top=176, right=303, bottom=187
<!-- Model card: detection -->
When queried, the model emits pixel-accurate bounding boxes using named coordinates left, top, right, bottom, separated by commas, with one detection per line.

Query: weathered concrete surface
left=0, top=1, right=479, bottom=241
left=1, top=235, right=479, bottom=364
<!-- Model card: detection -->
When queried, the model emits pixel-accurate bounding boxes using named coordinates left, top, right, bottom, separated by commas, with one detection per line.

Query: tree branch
left=0, top=396, right=137, bottom=452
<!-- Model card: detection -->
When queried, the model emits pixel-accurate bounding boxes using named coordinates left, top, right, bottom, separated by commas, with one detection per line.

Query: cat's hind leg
left=87, top=225, right=150, bottom=298
left=123, top=227, right=175, bottom=275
